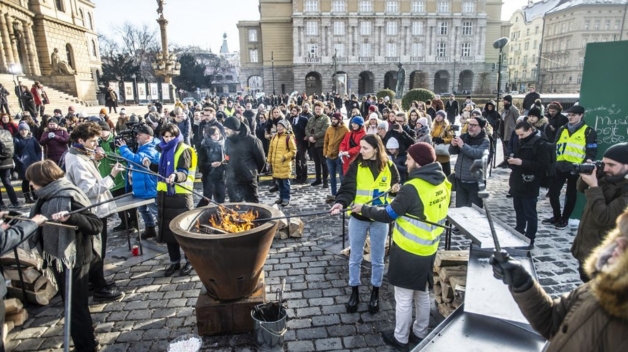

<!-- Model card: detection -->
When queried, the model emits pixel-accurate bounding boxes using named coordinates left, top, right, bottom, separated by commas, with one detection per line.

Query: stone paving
left=4, top=156, right=583, bottom=352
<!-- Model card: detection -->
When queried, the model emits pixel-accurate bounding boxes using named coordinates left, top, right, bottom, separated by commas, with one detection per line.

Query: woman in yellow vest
left=330, top=134, right=401, bottom=314
left=353, top=142, right=451, bottom=350
left=156, top=124, right=197, bottom=277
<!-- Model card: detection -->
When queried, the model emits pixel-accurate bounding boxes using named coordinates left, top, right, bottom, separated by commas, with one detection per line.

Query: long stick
left=3, top=216, right=79, bottom=230
left=66, top=193, right=129, bottom=216
left=63, top=267, right=72, bottom=352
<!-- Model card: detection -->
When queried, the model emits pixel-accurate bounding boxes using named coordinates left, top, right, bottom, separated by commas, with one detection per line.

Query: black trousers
left=52, top=264, right=98, bottom=352
left=108, top=105, right=117, bottom=113
left=227, top=181, right=259, bottom=203
left=167, top=242, right=184, bottom=263
left=295, top=143, right=308, bottom=181
left=455, top=179, right=483, bottom=208
left=88, top=217, right=108, bottom=289
left=0, top=103, right=9, bottom=114
left=513, top=195, right=538, bottom=242
left=311, top=146, right=328, bottom=182
left=198, top=173, right=226, bottom=206
left=548, top=169, right=579, bottom=220
left=0, top=298, right=4, bottom=352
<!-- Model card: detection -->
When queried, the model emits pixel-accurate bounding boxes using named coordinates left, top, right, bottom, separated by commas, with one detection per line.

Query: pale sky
left=94, top=0, right=530, bottom=53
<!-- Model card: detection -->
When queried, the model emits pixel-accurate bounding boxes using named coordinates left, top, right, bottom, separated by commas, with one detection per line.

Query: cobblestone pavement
left=5, top=158, right=582, bottom=352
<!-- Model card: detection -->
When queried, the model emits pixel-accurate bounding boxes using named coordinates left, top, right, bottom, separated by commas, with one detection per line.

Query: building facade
left=0, top=0, right=101, bottom=103
left=239, top=0, right=505, bottom=97
left=540, top=0, right=628, bottom=94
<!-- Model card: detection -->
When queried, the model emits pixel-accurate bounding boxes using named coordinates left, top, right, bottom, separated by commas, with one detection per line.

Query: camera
left=114, top=121, right=142, bottom=151
left=450, top=125, right=460, bottom=132
left=572, top=161, right=604, bottom=177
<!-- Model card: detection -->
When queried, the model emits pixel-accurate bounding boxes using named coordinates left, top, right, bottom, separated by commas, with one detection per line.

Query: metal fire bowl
left=170, top=203, right=282, bottom=301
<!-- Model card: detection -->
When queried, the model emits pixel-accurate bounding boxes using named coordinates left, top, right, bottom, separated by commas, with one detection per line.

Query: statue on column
left=395, top=63, right=406, bottom=99
left=157, top=0, right=165, bottom=16
left=50, top=48, right=76, bottom=75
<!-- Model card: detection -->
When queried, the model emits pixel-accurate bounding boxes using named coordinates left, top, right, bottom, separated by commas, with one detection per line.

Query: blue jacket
left=176, top=118, right=192, bottom=145
left=119, top=137, right=161, bottom=199
left=13, top=134, right=42, bottom=178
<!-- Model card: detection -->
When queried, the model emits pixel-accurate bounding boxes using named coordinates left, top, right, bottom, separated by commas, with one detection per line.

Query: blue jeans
left=348, top=217, right=389, bottom=287
left=326, top=157, right=344, bottom=195
left=275, top=178, right=291, bottom=201
left=138, top=201, right=158, bottom=227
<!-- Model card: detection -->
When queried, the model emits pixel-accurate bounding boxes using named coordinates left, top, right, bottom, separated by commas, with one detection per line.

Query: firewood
left=341, top=246, right=351, bottom=256
left=2, top=321, right=15, bottom=344
left=435, top=294, right=443, bottom=304
left=6, top=309, right=28, bottom=326
left=434, top=275, right=441, bottom=286
left=3, top=267, right=41, bottom=284
left=452, top=296, right=464, bottom=309
left=439, top=266, right=468, bottom=283
left=449, top=276, right=467, bottom=290
left=442, top=282, right=454, bottom=302
left=438, top=302, right=455, bottom=317
left=433, top=283, right=442, bottom=296
left=11, top=274, right=48, bottom=293
left=7, top=281, right=57, bottom=306
left=0, top=248, right=38, bottom=267
left=288, top=217, right=304, bottom=238
left=434, top=250, right=469, bottom=268
left=4, top=298, right=22, bottom=315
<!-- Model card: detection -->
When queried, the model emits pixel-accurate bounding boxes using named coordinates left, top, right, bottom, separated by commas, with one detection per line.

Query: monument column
left=0, top=13, right=15, bottom=68
left=7, top=15, right=20, bottom=70
left=22, top=21, right=40, bottom=76
left=156, top=16, right=170, bottom=84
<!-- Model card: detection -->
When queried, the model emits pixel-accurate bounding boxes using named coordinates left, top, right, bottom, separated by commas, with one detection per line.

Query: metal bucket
left=251, top=303, right=287, bottom=351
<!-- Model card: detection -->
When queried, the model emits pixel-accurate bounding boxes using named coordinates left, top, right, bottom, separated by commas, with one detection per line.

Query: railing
left=436, top=56, right=450, bottom=62
left=410, top=56, right=425, bottom=62
left=385, top=56, right=400, bottom=62
left=460, top=56, right=475, bottom=62
left=359, top=57, right=373, bottom=62
left=305, top=57, right=321, bottom=63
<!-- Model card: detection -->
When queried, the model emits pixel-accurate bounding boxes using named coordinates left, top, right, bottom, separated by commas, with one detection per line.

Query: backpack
left=532, top=138, right=556, bottom=188
left=0, top=130, right=14, bottom=159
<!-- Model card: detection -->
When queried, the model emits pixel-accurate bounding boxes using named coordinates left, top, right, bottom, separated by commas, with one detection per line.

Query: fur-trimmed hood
left=533, top=116, right=548, bottom=130
left=585, top=211, right=628, bottom=319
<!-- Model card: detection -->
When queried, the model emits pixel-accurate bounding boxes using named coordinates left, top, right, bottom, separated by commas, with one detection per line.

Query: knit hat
left=136, top=124, right=154, bottom=136
left=503, top=95, right=513, bottom=103
left=369, top=105, right=377, bottom=112
left=277, top=119, right=290, bottom=129
left=407, top=142, right=436, bottom=166
left=88, top=116, right=102, bottom=122
left=377, top=121, right=389, bottom=131
left=547, top=101, right=562, bottom=111
left=48, top=117, right=59, bottom=125
left=97, top=120, right=110, bottom=131
left=471, top=108, right=483, bottom=117
left=386, top=137, right=400, bottom=149
left=119, top=108, right=126, bottom=115
left=417, top=117, right=428, bottom=127
left=99, top=108, right=107, bottom=115
left=435, top=110, right=446, bottom=119
left=369, top=112, right=379, bottom=120
left=150, top=106, right=157, bottom=112
left=223, top=116, right=241, bottom=131
left=351, top=116, right=365, bottom=127
left=473, top=116, right=487, bottom=129
left=604, top=143, right=628, bottom=164
left=18, top=122, right=29, bottom=131
left=53, top=108, right=62, bottom=114
left=332, top=112, right=342, bottom=120
left=528, top=107, right=542, bottom=118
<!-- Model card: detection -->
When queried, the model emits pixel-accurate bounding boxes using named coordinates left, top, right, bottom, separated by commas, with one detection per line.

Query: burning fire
left=209, top=206, right=258, bottom=233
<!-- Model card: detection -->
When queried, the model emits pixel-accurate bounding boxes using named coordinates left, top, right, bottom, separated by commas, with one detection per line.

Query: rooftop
left=548, top=0, right=628, bottom=14
left=521, top=0, right=566, bottom=22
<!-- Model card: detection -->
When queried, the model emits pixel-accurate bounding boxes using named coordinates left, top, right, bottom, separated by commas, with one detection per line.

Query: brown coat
left=323, top=124, right=349, bottom=159
left=430, top=120, right=454, bottom=163
left=512, top=218, right=628, bottom=352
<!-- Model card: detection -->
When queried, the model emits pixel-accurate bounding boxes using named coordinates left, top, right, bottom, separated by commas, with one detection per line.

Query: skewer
left=3, top=216, right=79, bottom=230
left=65, top=193, right=129, bottom=215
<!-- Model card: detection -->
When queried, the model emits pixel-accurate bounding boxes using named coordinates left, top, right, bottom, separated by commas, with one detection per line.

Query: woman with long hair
left=330, top=134, right=401, bottom=314
left=26, top=160, right=103, bottom=352
left=407, top=109, right=421, bottom=130
left=156, top=123, right=197, bottom=277
left=431, top=110, right=455, bottom=175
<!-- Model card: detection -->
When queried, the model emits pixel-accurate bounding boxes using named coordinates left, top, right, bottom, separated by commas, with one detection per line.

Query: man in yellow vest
left=543, top=105, right=597, bottom=229
left=353, top=142, right=451, bottom=351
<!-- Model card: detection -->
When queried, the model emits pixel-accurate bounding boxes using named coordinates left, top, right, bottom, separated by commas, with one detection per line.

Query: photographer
left=571, top=142, right=628, bottom=282
left=384, top=112, right=415, bottom=155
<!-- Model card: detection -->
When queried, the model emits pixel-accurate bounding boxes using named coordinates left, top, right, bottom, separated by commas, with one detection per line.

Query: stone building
left=238, top=0, right=505, bottom=97
left=0, top=0, right=101, bottom=104
left=540, top=0, right=628, bottom=94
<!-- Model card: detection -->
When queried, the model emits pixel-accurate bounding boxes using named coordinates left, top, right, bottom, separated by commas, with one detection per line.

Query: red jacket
left=339, top=128, right=366, bottom=175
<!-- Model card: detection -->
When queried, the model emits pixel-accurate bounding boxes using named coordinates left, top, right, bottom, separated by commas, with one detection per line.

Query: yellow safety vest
left=157, top=142, right=197, bottom=194
left=555, top=126, right=588, bottom=163
left=393, top=177, right=451, bottom=256
left=353, top=160, right=393, bottom=214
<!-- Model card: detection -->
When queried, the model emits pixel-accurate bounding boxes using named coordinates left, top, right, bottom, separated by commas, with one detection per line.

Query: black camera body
left=572, top=161, right=605, bottom=178
left=450, top=125, right=460, bottom=132
left=114, top=122, right=141, bottom=151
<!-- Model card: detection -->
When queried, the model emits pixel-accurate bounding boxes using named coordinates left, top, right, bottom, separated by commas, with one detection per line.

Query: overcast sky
left=94, top=0, right=529, bottom=53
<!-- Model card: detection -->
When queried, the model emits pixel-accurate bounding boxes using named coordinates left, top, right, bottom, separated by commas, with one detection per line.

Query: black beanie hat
left=503, top=95, right=513, bottom=103
left=528, top=107, right=542, bottom=118
left=473, top=116, right=487, bottom=129
left=223, top=116, right=241, bottom=131
left=604, top=143, right=628, bottom=164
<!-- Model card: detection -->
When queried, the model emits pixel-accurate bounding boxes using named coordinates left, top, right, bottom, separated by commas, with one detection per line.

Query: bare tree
left=476, top=72, right=492, bottom=94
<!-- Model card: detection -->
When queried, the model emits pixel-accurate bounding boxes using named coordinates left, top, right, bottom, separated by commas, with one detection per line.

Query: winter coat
left=13, top=134, right=42, bottom=178
left=511, top=225, right=628, bottom=351
left=197, top=137, right=225, bottom=178
left=415, top=126, right=432, bottom=144
left=445, top=99, right=459, bottom=121
left=545, top=112, right=569, bottom=143
left=39, top=127, right=69, bottom=165
left=522, top=91, right=540, bottom=110
left=105, top=89, right=118, bottom=108
left=98, top=134, right=125, bottom=192
left=323, top=124, right=349, bottom=159
left=290, top=114, right=309, bottom=148
left=119, top=137, right=161, bottom=199
left=305, top=113, right=331, bottom=148
left=571, top=177, right=628, bottom=265
left=388, top=152, right=408, bottom=184
left=267, top=132, right=297, bottom=179
left=339, top=128, right=366, bottom=175
left=0, top=129, right=15, bottom=170
left=450, top=130, right=490, bottom=182
left=508, top=133, right=551, bottom=198
left=20, top=90, right=36, bottom=117
left=501, top=103, right=520, bottom=142
left=225, top=124, right=266, bottom=184
left=31, top=86, right=42, bottom=106
left=482, top=101, right=500, bottom=133
left=361, top=163, right=448, bottom=290
left=175, top=117, right=192, bottom=145
left=553, top=123, right=597, bottom=173
left=431, top=121, right=455, bottom=163
left=0, top=86, right=9, bottom=104
left=1, top=121, right=18, bottom=136
left=384, top=128, right=415, bottom=155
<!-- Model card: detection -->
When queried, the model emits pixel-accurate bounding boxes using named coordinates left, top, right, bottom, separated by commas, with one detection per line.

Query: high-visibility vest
left=555, top=126, right=588, bottom=163
left=393, top=177, right=451, bottom=256
left=353, top=160, right=393, bottom=214
left=157, top=142, right=197, bottom=194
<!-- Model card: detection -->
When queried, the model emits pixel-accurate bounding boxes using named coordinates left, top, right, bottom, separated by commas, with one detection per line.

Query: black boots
left=368, top=286, right=380, bottom=313
left=141, top=226, right=156, bottom=240
left=346, top=286, right=359, bottom=313
left=24, top=194, right=35, bottom=204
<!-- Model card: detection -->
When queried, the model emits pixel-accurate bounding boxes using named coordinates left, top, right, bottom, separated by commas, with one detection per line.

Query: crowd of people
left=2, top=85, right=628, bottom=351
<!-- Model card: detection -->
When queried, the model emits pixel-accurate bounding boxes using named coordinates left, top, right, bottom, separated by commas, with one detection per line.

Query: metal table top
left=447, top=206, right=530, bottom=249
left=110, top=194, right=155, bottom=214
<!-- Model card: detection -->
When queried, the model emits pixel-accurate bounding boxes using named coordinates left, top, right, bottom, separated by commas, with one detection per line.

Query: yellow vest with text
left=353, top=161, right=393, bottom=214
left=555, top=126, right=588, bottom=163
left=393, top=177, right=451, bottom=256
left=157, top=143, right=197, bottom=194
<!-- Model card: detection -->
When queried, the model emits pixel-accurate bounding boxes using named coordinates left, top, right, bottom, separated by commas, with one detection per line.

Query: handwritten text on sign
left=591, top=105, right=627, bottom=144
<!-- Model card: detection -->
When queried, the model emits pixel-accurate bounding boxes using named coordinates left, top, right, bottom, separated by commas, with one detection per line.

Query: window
left=437, top=1, right=450, bottom=13
left=594, top=20, right=600, bottom=30
left=412, top=21, right=423, bottom=35
left=305, top=0, right=318, bottom=12
left=584, top=20, right=590, bottom=30
left=334, top=43, right=345, bottom=57
left=411, top=42, right=423, bottom=56
left=462, top=21, right=472, bottom=35
left=332, top=0, right=346, bottom=12
left=582, top=37, right=588, bottom=48
left=386, top=21, right=398, bottom=35
left=249, top=49, right=258, bottom=63
left=91, top=40, right=97, bottom=57
left=461, top=42, right=471, bottom=57
left=462, top=2, right=474, bottom=14
left=412, top=1, right=425, bottom=12
left=307, top=44, right=318, bottom=57
left=523, top=71, right=527, bottom=79
left=248, top=29, right=258, bottom=42
left=55, top=0, right=64, bottom=11
left=439, top=21, right=448, bottom=35
left=576, top=75, right=582, bottom=84
left=361, top=43, right=372, bottom=57
left=360, top=21, right=372, bottom=35
left=535, top=26, right=539, bottom=34
left=532, top=54, right=536, bottom=63
left=533, top=40, right=537, bottom=50
left=359, top=0, right=373, bottom=12
left=524, top=42, right=529, bottom=50
left=333, top=21, right=345, bottom=36
left=579, top=57, right=584, bottom=67
left=88, top=13, right=93, bottom=30
left=306, top=21, right=318, bottom=36
left=561, top=23, right=566, bottom=33
left=437, top=42, right=447, bottom=57
left=616, top=19, right=622, bottom=30
left=386, top=42, right=397, bottom=57
left=605, top=20, right=611, bottom=30
left=523, top=56, right=528, bottom=64
left=79, top=9, right=84, bottom=22
left=526, top=28, right=530, bottom=36
left=386, top=1, right=398, bottom=13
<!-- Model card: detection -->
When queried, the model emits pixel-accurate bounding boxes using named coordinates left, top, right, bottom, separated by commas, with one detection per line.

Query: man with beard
left=497, top=95, right=520, bottom=168
left=243, top=102, right=257, bottom=133
left=290, top=106, right=309, bottom=183
left=449, top=116, right=490, bottom=208
left=305, top=101, right=331, bottom=188
left=223, top=116, right=266, bottom=202
left=544, top=102, right=568, bottom=143
left=324, top=113, right=349, bottom=201
left=571, top=142, right=628, bottom=282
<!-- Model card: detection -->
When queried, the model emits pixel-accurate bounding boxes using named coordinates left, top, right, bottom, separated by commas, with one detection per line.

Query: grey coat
left=450, top=131, right=490, bottom=182
left=501, top=104, right=520, bottom=142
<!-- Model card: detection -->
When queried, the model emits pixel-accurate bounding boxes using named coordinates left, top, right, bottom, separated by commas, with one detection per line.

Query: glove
left=433, top=137, right=444, bottom=144
left=489, top=251, right=532, bottom=292
left=48, top=132, right=56, bottom=139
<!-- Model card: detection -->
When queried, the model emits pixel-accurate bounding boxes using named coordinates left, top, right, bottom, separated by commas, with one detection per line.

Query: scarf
left=28, top=178, right=96, bottom=287
left=567, top=119, right=585, bottom=134
left=416, top=125, right=430, bottom=138
left=159, top=134, right=183, bottom=195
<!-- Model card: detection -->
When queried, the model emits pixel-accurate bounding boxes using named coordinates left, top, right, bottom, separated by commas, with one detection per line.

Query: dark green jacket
left=98, top=134, right=125, bottom=192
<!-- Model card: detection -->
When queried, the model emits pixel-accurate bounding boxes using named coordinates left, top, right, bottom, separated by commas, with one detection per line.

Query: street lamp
left=131, top=74, right=138, bottom=105
left=493, top=37, right=509, bottom=112
left=271, top=51, right=276, bottom=96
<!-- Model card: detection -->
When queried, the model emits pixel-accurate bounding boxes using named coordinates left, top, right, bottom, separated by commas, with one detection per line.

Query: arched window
left=88, top=13, right=94, bottom=30
left=79, top=9, right=84, bottom=22
left=91, top=40, right=97, bottom=57
left=55, top=0, right=64, bottom=12
left=65, top=43, right=74, bottom=69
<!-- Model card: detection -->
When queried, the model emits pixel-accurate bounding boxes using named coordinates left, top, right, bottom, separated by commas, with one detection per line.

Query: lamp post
left=8, top=63, right=23, bottom=110
left=152, top=3, right=180, bottom=103
left=493, top=37, right=509, bottom=113
left=271, top=51, right=276, bottom=96
left=131, top=74, right=138, bottom=105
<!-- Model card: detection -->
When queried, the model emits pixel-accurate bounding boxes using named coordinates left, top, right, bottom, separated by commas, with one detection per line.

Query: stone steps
left=0, top=74, right=88, bottom=115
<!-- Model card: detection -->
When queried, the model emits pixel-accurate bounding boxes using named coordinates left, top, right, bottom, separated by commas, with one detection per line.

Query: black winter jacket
left=225, top=124, right=266, bottom=184
left=198, top=137, right=225, bottom=177
left=508, top=133, right=551, bottom=197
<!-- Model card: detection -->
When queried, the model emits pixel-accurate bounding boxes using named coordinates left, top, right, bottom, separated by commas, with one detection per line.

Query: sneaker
left=275, top=199, right=283, bottom=204
left=269, top=185, right=279, bottom=193
left=326, top=195, right=336, bottom=202
left=8, top=203, right=21, bottom=209
left=311, top=180, right=322, bottom=186
left=92, top=287, right=123, bottom=302
left=506, top=192, right=513, bottom=198
left=141, top=226, right=156, bottom=240
left=323, top=181, right=329, bottom=189
left=408, top=331, right=424, bottom=345
left=555, top=219, right=569, bottom=229
left=381, top=330, right=409, bottom=352
left=541, top=217, right=559, bottom=225
left=281, top=200, right=290, bottom=207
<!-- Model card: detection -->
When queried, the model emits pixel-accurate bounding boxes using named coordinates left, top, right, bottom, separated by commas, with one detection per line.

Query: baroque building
left=0, top=0, right=101, bottom=104
left=239, top=0, right=504, bottom=97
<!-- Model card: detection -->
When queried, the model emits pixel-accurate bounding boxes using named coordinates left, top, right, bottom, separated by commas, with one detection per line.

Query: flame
left=208, top=205, right=258, bottom=233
